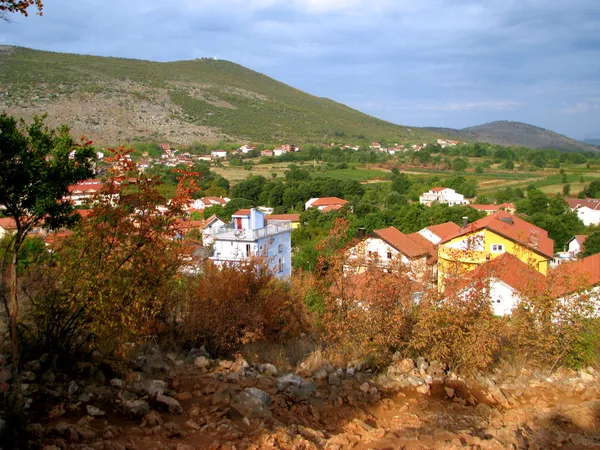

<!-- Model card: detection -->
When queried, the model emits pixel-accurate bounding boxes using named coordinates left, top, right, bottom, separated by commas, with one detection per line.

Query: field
left=313, top=168, right=390, bottom=181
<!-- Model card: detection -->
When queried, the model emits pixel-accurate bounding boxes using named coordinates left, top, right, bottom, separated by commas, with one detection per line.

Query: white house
left=201, top=215, right=228, bottom=247
left=239, top=145, right=256, bottom=154
left=273, top=148, right=287, bottom=157
left=305, top=197, right=348, bottom=211
left=566, top=235, right=588, bottom=256
left=188, top=197, right=230, bottom=211
left=66, top=180, right=105, bottom=206
left=203, top=208, right=292, bottom=278
left=0, top=218, right=17, bottom=240
left=417, top=222, right=461, bottom=245
left=419, top=187, right=469, bottom=206
left=566, top=198, right=600, bottom=226
left=449, top=253, right=546, bottom=316
left=211, top=150, right=228, bottom=159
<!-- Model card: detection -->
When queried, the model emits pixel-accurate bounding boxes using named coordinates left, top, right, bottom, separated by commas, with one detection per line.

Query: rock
left=416, top=357, right=428, bottom=372
left=194, top=356, right=211, bottom=371
left=487, top=381, right=510, bottom=408
left=68, top=380, right=79, bottom=396
left=359, top=382, right=370, bottom=393
left=24, top=360, right=41, bottom=371
left=42, top=372, right=56, bottom=384
left=231, top=358, right=250, bottom=375
left=165, top=353, right=177, bottom=362
left=110, top=378, right=123, bottom=387
left=328, top=373, right=341, bottom=386
left=124, top=399, right=151, bottom=418
left=163, top=421, right=181, bottom=437
left=126, top=372, right=142, bottom=383
left=86, top=405, right=106, bottom=416
left=22, top=371, right=36, bottom=381
left=0, top=368, right=12, bottom=383
left=0, top=418, right=6, bottom=437
left=184, top=419, right=201, bottom=431
left=416, top=384, right=430, bottom=395
left=176, top=391, right=192, bottom=401
left=427, top=360, right=446, bottom=376
left=389, top=358, right=415, bottom=375
left=231, top=387, right=272, bottom=418
left=258, top=363, right=278, bottom=377
left=276, top=373, right=316, bottom=402
left=146, top=380, right=167, bottom=397
left=580, top=370, right=594, bottom=382
left=75, top=425, right=97, bottom=440
left=314, top=369, right=328, bottom=381
left=156, top=394, right=184, bottom=414
left=176, top=444, right=195, bottom=450
left=444, top=387, right=455, bottom=398
left=79, top=393, right=93, bottom=403
left=143, top=410, right=164, bottom=427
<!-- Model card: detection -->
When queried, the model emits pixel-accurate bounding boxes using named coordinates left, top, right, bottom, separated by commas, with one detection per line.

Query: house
left=188, top=197, right=230, bottom=211
left=201, top=215, right=228, bottom=247
left=158, top=143, right=171, bottom=152
left=0, top=218, right=17, bottom=239
left=437, top=211, right=554, bottom=290
left=211, top=150, right=228, bottom=159
left=469, top=203, right=516, bottom=215
left=419, top=187, right=469, bottom=206
left=345, top=226, right=437, bottom=281
left=447, top=252, right=546, bottom=317
left=282, top=144, right=297, bottom=152
left=204, top=208, right=292, bottom=278
left=369, top=142, right=382, bottom=150
left=66, top=180, right=105, bottom=206
left=265, top=214, right=301, bottom=229
left=261, top=150, right=274, bottom=157
left=343, top=145, right=360, bottom=151
left=305, top=197, right=348, bottom=211
left=566, top=235, right=588, bottom=256
left=566, top=198, right=600, bottom=226
left=417, top=222, right=461, bottom=245
left=239, top=145, right=256, bottom=154
left=273, top=148, right=287, bottom=157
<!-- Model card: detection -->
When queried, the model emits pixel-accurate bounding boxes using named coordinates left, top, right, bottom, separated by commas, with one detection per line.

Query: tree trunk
left=8, top=242, right=22, bottom=412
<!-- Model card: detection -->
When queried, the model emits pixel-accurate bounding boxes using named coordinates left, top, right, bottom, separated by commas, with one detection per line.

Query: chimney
left=357, top=227, right=366, bottom=238
left=462, top=216, right=468, bottom=228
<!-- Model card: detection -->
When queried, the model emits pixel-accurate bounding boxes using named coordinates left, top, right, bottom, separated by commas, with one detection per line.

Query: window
left=387, top=252, right=392, bottom=259
left=491, top=244, right=504, bottom=253
left=278, top=243, right=283, bottom=253
left=367, top=251, right=373, bottom=257
left=246, top=244, right=251, bottom=257
left=278, top=258, right=283, bottom=272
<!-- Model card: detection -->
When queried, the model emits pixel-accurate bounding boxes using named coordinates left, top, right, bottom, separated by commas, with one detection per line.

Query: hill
left=0, top=46, right=438, bottom=146
left=426, top=121, right=598, bottom=152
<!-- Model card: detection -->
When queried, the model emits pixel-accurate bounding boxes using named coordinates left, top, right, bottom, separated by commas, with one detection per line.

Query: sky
left=1, top=0, right=600, bottom=140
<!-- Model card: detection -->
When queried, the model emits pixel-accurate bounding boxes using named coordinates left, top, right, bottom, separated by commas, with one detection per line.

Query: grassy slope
left=0, top=46, right=439, bottom=145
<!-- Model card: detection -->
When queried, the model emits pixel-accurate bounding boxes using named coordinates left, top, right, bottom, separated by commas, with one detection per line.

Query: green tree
left=563, top=184, right=571, bottom=197
left=391, top=173, right=412, bottom=195
left=502, top=160, right=515, bottom=170
left=452, top=158, right=468, bottom=172
left=0, top=114, right=95, bottom=410
left=583, top=230, right=600, bottom=257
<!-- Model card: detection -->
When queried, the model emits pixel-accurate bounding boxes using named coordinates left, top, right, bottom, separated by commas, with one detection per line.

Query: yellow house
left=437, top=211, right=554, bottom=291
left=265, top=214, right=301, bottom=229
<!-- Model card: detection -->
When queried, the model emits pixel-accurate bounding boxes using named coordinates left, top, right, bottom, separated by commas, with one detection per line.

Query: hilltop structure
left=419, top=187, right=469, bottom=207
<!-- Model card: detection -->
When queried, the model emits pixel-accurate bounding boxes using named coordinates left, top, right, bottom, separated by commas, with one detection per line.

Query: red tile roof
left=0, top=218, right=17, bottom=230
left=448, top=252, right=547, bottom=296
left=232, top=209, right=251, bottom=216
left=424, top=222, right=461, bottom=240
left=430, top=186, right=447, bottom=192
left=573, top=235, right=588, bottom=247
left=566, top=198, right=600, bottom=211
left=440, top=211, right=554, bottom=258
left=406, top=232, right=438, bottom=264
left=311, top=197, right=348, bottom=207
left=68, top=182, right=104, bottom=193
left=200, top=197, right=228, bottom=205
left=552, top=253, right=600, bottom=296
left=470, top=204, right=500, bottom=211
left=320, top=205, right=344, bottom=212
left=372, top=227, right=428, bottom=259
left=265, top=214, right=301, bottom=222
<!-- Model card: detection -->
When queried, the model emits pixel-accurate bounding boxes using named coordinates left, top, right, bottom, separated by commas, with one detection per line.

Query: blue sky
left=1, top=0, right=599, bottom=139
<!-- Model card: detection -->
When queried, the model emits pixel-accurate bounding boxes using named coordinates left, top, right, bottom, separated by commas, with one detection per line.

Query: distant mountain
left=0, top=46, right=439, bottom=145
left=425, top=121, right=598, bottom=152
left=584, top=138, right=600, bottom=146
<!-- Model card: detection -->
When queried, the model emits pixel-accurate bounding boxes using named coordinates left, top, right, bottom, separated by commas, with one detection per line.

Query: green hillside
left=0, top=46, right=437, bottom=145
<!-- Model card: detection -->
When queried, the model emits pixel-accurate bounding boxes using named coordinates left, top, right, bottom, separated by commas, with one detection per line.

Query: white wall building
left=211, top=150, right=228, bottom=159
left=417, top=222, right=461, bottom=245
left=188, top=197, right=230, bottom=210
left=203, top=208, right=292, bottom=278
left=419, top=187, right=469, bottom=206
left=566, top=198, right=600, bottom=226
left=566, top=235, right=588, bottom=256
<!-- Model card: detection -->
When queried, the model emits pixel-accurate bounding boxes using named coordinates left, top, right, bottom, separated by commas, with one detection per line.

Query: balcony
left=205, top=222, right=291, bottom=241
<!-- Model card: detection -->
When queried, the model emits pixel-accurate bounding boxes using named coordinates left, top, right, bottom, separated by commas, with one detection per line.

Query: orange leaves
left=0, top=0, right=43, bottom=16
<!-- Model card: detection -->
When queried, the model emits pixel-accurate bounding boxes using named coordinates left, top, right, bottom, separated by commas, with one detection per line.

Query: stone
left=231, top=358, right=250, bottom=375
left=328, top=373, right=341, bottom=386
left=124, top=400, right=151, bottom=418
left=416, top=357, right=428, bottom=372
left=416, top=384, right=430, bottom=395
left=359, top=382, right=370, bottom=393
left=143, top=410, right=164, bottom=427
left=314, top=369, right=328, bottom=381
left=24, top=360, right=41, bottom=371
left=0, top=368, right=12, bottom=383
left=22, top=371, right=36, bottom=381
left=75, top=425, right=97, bottom=440
left=258, top=363, right=278, bottom=377
left=580, top=370, right=594, bottom=382
left=427, top=360, right=446, bottom=377
left=389, top=358, right=415, bottom=375
left=184, top=419, right=201, bottom=431
left=86, top=405, right=106, bottom=417
left=176, top=391, right=192, bottom=401
left=156, top=394, right=184, bottom=414
left=110, top=378, right=123, bottom=388
left=444, top=387, right=455, bottom=398
left=0, top=418, right=6, bottom=438
left=146, top=380, right=167, bottom=397
left=163, top=421, right=181, bottom=437
left=68, top=380, right=79, bottom=396
left=176, top=444, right=195, bottom=450
left=42, top=372, right=56, bottom=383
left=277, top=374, right=317, bottom=402
left=194, top=356, right=211, bottom=371
left=126, top=372, right=142, bottom=383
left=231, top=387, right=272, bottom=418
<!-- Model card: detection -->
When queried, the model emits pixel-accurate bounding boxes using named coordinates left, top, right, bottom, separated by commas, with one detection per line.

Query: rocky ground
left=1, top=349, right=600, bottom=449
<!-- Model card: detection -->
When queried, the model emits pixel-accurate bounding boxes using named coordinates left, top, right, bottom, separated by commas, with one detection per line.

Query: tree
left=0, top=114, right=95, bottom=410
left=0, top=0, right=42, bottom=20
left=391, top=173, right=412, bottom=195
left=452, top=158, right=468, bottom=172
left=582, top=230, right=600, bottom=257
left=563, top=184, right=571, bottom=197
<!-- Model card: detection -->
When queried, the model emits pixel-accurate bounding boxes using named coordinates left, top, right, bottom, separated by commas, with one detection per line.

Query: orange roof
left=571, top=235, right=588, bottom=247
left=311, top=197, right=348, bottom=207
left=76, top=209, right=94, bottom=218
left=552, top=253, right=600, bottom=296
left=201, top=197, right=228, bottom=205
left=406, top=232, right=438, bottom=264
left=425, top=222, right=460, bottom=239
left=440, top=211, right=554, bottom=258
left=44, top=230, right=74, bottom=247
left=68, top=182, right=104, bottom=193
left=430, top=186, right=447, bottom=192
left=448, top=253, right=546, bottom=296
left=372, top=227, right=428, bottom=259
left=266, top=214, right=301, bottom=222
left=320, top=205, right=344, bottom=212
left=566, top=198, right=600, bottom=211
left=0, top=218, right=17, bottom=230
left=232, top=209, right=251, bottom=216
left=470, top=204, right=499, bottom=211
